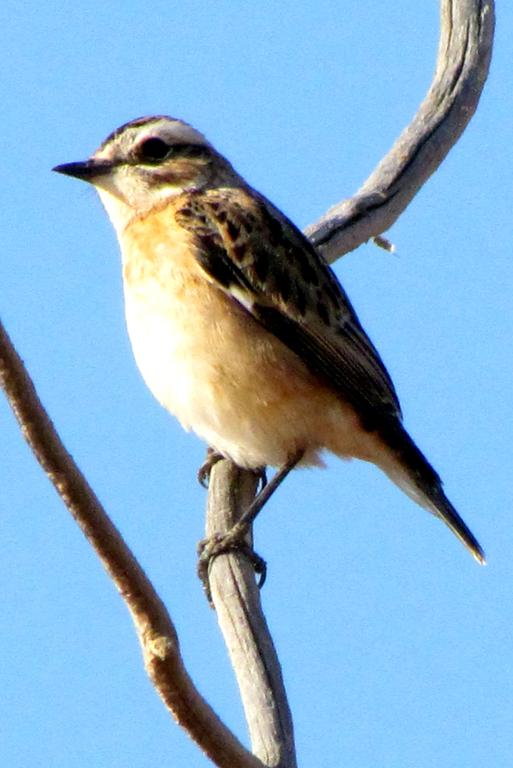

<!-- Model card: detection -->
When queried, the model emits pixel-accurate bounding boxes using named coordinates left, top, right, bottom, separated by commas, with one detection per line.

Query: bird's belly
left=122, top=257, right=366, bottom=469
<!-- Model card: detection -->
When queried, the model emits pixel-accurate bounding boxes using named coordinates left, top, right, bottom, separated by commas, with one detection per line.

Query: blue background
left=1, top=2, right=512, bottom=766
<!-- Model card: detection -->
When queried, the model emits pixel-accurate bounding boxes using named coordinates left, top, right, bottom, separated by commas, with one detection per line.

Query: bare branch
left=206, top=462, right=297, bottom=768
left=1, top=2, right=495, bottom=767
left=0, top=318, right=262, bottom=768
left=305, top=0, right=495, bottom=262
left=205, top=3, right=494, bottom=766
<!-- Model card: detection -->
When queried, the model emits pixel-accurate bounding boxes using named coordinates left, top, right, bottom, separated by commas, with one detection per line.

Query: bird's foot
left=254, top=466, right=268, bottom=492
left=197, top=450, right=302, bottom=604
left=198, top=450, right=267, bottom=491
left=197, top=528, right=267, bottom=605
left=197, top=448, right=224, bottom=488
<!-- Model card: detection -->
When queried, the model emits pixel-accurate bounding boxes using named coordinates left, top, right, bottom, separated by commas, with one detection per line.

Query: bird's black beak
left=52, top=158, right=113, bottom=181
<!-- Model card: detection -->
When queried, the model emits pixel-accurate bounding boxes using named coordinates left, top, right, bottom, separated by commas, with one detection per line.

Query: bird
left=53, top=114, right=485, bottom=566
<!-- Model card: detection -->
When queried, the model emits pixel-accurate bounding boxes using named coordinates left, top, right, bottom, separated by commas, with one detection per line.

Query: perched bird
left=54, top=115, right=484, bottom=564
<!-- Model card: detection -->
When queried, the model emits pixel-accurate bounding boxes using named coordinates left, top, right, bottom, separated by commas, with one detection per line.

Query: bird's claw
left=197, top=531, right=267, bottom=606
left=255, top=466, right=268, bottom=492
left=197, top=448, right=224, bottom=488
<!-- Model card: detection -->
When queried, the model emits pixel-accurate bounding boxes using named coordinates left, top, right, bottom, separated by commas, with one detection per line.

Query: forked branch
left=0, top=2, right=494, bottom=768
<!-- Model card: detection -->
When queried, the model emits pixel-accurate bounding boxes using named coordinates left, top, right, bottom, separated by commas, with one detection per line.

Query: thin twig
left=0, top=319, right=263, bottom=768
left=305, top=0, right=495, bottom=263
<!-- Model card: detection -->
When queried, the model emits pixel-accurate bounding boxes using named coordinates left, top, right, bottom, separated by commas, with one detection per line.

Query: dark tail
left=379, top=421, right=486, bottom=565
left=422, top=483, right=486, bottom=564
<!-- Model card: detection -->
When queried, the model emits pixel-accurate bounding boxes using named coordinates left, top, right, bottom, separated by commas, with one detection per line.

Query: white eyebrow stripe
left=94, top=117, right=212, bottom=162
left=128, top=119, right=210, bottom=149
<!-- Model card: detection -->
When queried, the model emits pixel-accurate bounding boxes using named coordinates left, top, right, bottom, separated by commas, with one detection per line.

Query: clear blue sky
left=1, top=2, right=512, bottom=766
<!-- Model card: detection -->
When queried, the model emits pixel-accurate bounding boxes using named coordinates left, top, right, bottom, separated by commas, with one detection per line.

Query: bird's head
left=53, top=115, right=237, bottom=232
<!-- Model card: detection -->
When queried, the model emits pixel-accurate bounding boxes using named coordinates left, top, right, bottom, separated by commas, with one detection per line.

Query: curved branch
left=0, top=319, right=262, bottom=768
left=206, top=3, right=494, bottom=766
left=305, top=0, right=495, bottom=262
left=1, top=2, right=495, bottom=768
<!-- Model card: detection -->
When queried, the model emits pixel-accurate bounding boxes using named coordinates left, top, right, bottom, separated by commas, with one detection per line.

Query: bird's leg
left=198, top=449, right=304, bottom=603
left=236, top=450, right=303, bottom=531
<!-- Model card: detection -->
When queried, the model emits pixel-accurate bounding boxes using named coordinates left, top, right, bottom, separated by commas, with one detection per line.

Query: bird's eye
left=137, top=137, right=171, bottom=162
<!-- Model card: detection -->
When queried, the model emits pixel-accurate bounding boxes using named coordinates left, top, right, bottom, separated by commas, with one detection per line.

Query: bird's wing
left=175, top=188, right=402, bottom=431
left=175, top=189, right=487, bottom=567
